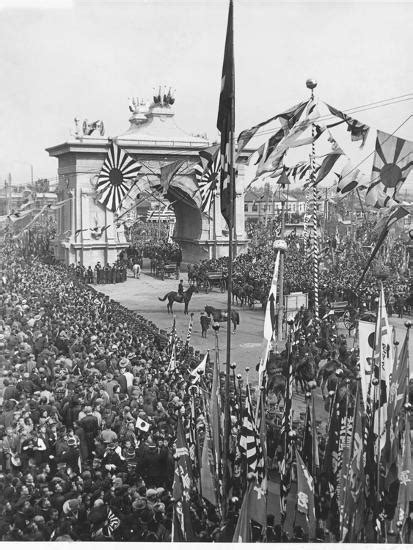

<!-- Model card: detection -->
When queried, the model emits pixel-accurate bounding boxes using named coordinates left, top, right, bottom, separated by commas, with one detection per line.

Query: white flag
left=263, top=251, right=280, bottom=341
left=189, top=353, right=208, bottom=384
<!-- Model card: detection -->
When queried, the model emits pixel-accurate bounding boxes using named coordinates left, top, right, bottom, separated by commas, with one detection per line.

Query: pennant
left=326, top=103, right=370, bottom=145
left=194, top=145, right=220, bottom=213
left=237, top=100, right=307, bottom=154
left=168, top=315, right=177, bottom=349
left=295, top=450, right=316, bottom=540
left=96, top=142, right=141, bottom=212
left=189, top=353, right=208, bottom=384
left=366, top=130, right=413, bottom=208
left=276, top=168, right=291, bottom=188
left=314, top=132, right=344, bottom=184
left=263, top=251, right=280, bottom=341
left=355, top=205, right=409, bottom=289
left=336, top=159, right=370, bottom=195
left=160, top=159, right=185, bottom=195
left=217, top=0, right=235, bottom=228
left=255, top=111, right=324, bottom=179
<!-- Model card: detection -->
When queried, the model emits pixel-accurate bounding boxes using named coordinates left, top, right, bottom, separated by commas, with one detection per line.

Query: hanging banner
left=358, top=320, right=375, bottom=405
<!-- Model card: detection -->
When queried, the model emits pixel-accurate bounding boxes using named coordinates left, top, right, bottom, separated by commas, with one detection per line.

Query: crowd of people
left=70, top=261, right=128, bottom=285
left=1, top=213, right=412, bottom=542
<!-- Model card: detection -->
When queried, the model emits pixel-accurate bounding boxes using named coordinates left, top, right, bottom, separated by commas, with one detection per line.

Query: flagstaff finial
left=306, top=78, right=318, bottom=90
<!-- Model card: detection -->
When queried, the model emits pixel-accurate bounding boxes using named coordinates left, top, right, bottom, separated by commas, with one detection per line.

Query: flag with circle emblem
left=96, top=142, right=142, bottom=212
left=366, top=130, right=413, bottom=208
left=194, top=145, right=220, bottom=213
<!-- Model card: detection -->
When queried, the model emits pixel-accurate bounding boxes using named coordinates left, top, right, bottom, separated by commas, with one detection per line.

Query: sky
left=1, top=0, right=413, bottom=187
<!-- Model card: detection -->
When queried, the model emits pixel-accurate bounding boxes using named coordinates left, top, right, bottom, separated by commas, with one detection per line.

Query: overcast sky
left=1, top=0, right=413, bottom=186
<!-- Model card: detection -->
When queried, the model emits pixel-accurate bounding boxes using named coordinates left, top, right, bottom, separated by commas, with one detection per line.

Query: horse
left=132, top=263, right=141, bottom=279
left=158, top=285, right=198, bottom=314
left=204, top=305, right=240, bottom=333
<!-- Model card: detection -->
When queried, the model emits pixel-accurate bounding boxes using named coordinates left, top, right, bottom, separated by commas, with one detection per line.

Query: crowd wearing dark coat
left=0, top=250, right=226, bottom=542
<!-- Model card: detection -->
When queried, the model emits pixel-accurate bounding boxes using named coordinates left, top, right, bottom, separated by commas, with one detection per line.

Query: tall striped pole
left=306, top=78, right=320, bottom=326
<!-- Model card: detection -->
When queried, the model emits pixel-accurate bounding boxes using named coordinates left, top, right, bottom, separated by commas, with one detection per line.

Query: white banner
left=263, top=250, right=280, bottom=342
left=358, top=320, right=376, bottom=405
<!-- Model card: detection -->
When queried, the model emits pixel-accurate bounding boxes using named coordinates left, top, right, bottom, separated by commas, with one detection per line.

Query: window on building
left=244, top=203, right=249, bottom=212
left=252, top=203, right=258, bottom=212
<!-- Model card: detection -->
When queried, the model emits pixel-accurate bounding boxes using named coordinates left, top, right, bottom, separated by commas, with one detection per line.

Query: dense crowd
left=188, top=221, right=411, bottom=313
left=69, top=261, right=128, bottom=285
left=1, top=217, right=413, bottom=542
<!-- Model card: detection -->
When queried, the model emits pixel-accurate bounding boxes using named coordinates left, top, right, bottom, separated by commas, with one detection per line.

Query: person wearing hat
left=79, top=406, right=98, bottom=460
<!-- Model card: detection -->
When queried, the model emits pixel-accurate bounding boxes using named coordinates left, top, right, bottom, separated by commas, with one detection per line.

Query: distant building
left=243, top=189, right=306, bottom=223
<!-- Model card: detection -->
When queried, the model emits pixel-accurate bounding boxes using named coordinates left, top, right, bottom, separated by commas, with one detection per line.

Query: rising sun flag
left=366, top=130, right=413, bottom=208
left=96, top=142, right=142, bottom=212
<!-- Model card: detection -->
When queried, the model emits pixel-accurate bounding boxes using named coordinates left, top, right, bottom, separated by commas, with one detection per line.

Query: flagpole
left=222, top=0, right=235, bottom=522
left=307, top=78, right=320, bottom=328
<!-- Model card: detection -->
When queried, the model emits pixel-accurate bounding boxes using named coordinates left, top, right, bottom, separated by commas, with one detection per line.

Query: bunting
left=326, top=103, right=370, bottom=145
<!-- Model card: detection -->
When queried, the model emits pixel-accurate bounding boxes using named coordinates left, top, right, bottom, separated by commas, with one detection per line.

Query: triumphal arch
left=46, top=90, right=248, bottom=266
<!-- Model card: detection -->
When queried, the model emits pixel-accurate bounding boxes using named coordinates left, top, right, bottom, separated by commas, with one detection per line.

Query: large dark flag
left=217, top=0, right=235, bottom=228
left=355, top=205, right=409, bottom=289
left=160, top=159, right=185, bottom=195
left=295, top=450, right=316, bottom=540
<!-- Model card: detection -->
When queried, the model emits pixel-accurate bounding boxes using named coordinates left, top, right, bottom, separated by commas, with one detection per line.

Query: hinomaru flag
left=263, top=251, right=280, bottom=341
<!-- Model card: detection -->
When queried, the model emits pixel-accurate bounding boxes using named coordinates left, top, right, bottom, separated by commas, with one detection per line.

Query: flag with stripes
left=168, top=315, right=177, bottom=349
left=194, top=145, right=220, bottom=213
left=217, top=0, right=235, bottom=228
left=239, top=383, right=264, bottom=484
left=96, top=142, right=141, bottom=212
left=366, top=130, right=413, bottom=208
left=185, top=313, right=194, bottom=347
left=295, top=450, right=316, bottom=540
